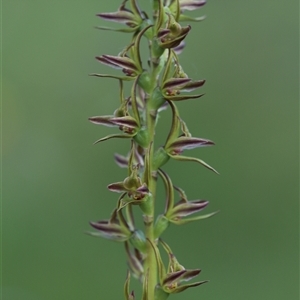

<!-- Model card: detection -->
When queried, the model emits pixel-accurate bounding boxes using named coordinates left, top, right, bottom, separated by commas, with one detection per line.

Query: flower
left=152, top=100, right=218, bottom=173
left=88, top=209, right=132, bottom=242
left=90, top=25, right=152, bottom=81
left=157, top=14, right=191, bottom=49
left=157, top=169, right=218, bottom=226
left=149, top=239, right=208, bottom=296
left=88, top=78, right=145, bottom=145
left=96, top=0, right=145, bottom=33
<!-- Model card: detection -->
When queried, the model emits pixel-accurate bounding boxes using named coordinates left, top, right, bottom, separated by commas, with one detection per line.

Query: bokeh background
left=2, top=1, right=299, bottom=299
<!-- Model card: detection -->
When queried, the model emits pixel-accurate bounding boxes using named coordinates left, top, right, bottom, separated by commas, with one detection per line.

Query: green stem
left=144, top=97, right=158, bottom=299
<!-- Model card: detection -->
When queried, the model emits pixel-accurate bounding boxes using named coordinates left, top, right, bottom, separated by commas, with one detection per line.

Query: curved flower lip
left=173, top=41, right=186, bottom=55
left=158, top=25, right=191, bottom=49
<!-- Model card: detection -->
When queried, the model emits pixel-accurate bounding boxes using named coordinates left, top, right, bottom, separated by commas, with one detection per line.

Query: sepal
left=93, top=133, right=134, bottom=145
left=124, top=271, right=135, bottom=300
left=125, top=242, right=144, bottom=280
left=141, top=269, right=149, bottom=300
left=169, top=154, right=219, bottom=174
left=89, top=73, right=135, bottom=81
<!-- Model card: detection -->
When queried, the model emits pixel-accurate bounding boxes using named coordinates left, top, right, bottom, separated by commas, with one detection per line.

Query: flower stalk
left=87, top=0, right=218, bottom=299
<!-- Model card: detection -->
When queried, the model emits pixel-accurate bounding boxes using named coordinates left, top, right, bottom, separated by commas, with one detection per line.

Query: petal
left=110, top=116, right=139, bottom=128
left=170, top=200, right=209, bottom=218
left=168, top=136, right=214, bottom=152
left=165, top=93, right=205, bottom=101
left=125, top=242, right=144, bottom=279
left=162, top=77, right=191, bottom=90
left=99, top=55, right=139, bottom=72
left=163, top=270, right=186, bottom=286
left=88, top=221, right=130, bottom=241
left=179, top=0, right=206, bottom=11
left=169, top=280, right=208, bottom=293
left=181, top=79, right=205, bottom=92
left=178, top=269, right=201, bottom=282
left=173, top=41, right=186, bottom=55
left=88, top=115, right=115, bottom=127
left=97, top=11, right=136, bottom=24
left=114, top=153, right=129, bottom=168
left=107, top=181, right=127, bottom=193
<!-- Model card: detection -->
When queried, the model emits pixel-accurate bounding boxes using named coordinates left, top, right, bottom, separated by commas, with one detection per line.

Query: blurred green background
left=2, top=1, right=299, bottom=299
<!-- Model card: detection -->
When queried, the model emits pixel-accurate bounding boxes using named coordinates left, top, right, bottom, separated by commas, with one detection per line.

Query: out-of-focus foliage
left=2, top=1, right=298, bottom=299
